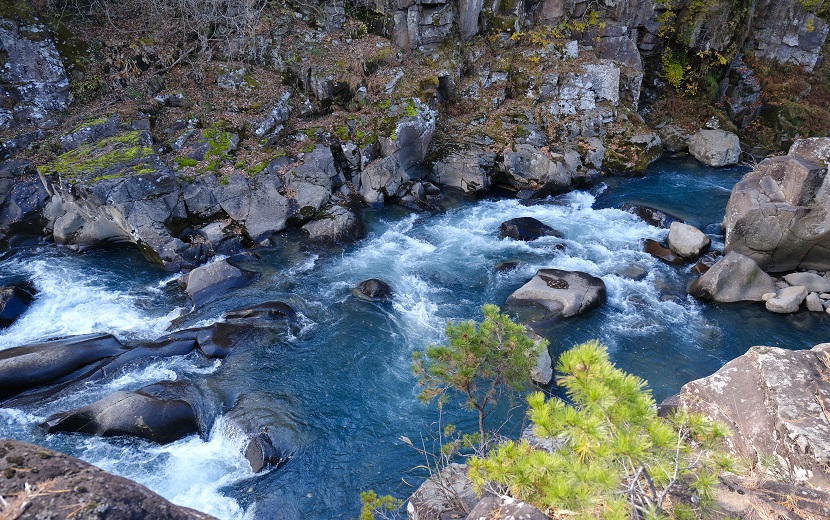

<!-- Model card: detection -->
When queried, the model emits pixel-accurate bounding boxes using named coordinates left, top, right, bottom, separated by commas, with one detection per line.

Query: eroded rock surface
left=675, top=343, right=830, bottom=489
left=723, top=138, right=830, bottom=271
left=688, top=251, right=776, bottom=302
left=0, top=439, right=215, bottom=520
left=506, top=269, right=606, bottom=320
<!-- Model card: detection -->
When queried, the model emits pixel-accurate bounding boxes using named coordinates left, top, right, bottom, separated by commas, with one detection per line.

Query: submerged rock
left=352, top=279, right=393, bottom=302
left=499, top=217, right=563, bottom=242
left=226, top=393, right=298, bottom=473
left=620, top=203, right=683, bottom=229
left=0, top=281, right=36, bottom=327
left=643, top=238, right=684, bottom=265
left=0, top=439, right=215, bottom=519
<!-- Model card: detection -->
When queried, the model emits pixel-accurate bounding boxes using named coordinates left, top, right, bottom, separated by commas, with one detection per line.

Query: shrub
left=412, top=304, right=546, bottom=451
left=467, top=340, right=731, bottom=519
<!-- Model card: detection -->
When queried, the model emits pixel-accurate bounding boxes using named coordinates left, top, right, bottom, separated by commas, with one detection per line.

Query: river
left=2, top=156, right=829, bottom=519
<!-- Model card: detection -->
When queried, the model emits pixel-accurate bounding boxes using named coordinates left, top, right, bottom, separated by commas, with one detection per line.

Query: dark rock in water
left=40, top=381, right=200, bottom=444
left=0, top=439, right=215, bottom=519
left=180, top=259, right=259, bottom=308
left=0, top=333, right=126, bottom=401
left=495, top=261, right=520, bottom=272
left=193, top=323, right=258, bottom=358
left=224, top=301, right=297, bottom=321
left=499, top=217, right=564, bottom=241
left=643, top=238, right=685, bottom=265
left=620, top=203, right=684, bottom=229
left=0, top=174, right=50, bottom=243
left=3, top=335, right=197, bottom=408
left=690, top=250, right=723, bottom=275
left=506, top=269, right=606, bottom=321
left=352, top=279, right=393, bottom=302
left=0, top=281, right=36, bottom=327
left=226, top=393, right=298, bottom=473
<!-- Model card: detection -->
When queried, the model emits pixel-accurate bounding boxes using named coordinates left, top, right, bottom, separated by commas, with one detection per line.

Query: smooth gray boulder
left=783, top=272, right=830, bottom=293
left=722, top=148, right=830, bottom=272
left=180, top=259, right=258, bottom=308
left=674, top=343, right=830, bottom=489
left=666, top=222, right=710, bottom=261
left=506, top=269, right=606, bottom=319
left=688, top=251, right=776, bottom=302
left=688, top=129, right=741, bottom=167
left=765, top=285, right=808, bottom=313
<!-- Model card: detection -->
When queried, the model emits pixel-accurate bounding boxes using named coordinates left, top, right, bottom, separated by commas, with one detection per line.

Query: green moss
left=248, top=160, right=269, bottom=175
left=300, top=143, right=315, bottom=153
left=404, top=99, right=419, bottom=117
left=71, top=115, right=110, bottom=133
left=335, top=125, right=350, bottom=141
left=40, top=130, right=155, bottom=183
left=175, top=156, right=198, bottom=168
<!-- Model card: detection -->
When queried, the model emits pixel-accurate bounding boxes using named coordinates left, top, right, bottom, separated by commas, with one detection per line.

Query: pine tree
left=412, top=304, right=546, bottom=450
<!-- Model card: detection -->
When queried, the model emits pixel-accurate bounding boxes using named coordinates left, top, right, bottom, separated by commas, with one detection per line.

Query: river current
left=2, top=157, right=830, bottom=519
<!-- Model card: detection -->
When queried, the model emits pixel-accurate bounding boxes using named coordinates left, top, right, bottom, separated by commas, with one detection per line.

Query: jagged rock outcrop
left=0, top=439, right=216, bottom=520
left=673, top=343, right=830, bottom=489
left=723, top=138, right=830, bottom=271
left=0, top=18, right=71, bottom=131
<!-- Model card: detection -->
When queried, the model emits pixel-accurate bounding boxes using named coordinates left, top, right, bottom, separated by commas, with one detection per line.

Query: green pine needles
left=412, top=304, right=546, bottom=450
left=467, top=340, right=733, bottom=519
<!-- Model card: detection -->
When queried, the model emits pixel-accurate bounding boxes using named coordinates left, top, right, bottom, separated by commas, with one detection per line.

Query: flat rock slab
left=506, top=269, right=606, bottom=319
left=765, top=285, right=808, bottom=313
left=0, top=439, right=215, bottom=519
left=783, top=272, right=830, bottom=293
left=675, top=343, right=830, bottom=489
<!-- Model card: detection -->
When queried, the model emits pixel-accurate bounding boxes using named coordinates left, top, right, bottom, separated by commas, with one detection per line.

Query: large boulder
left=723, top=139, right=830, bottom=271
left=0, top=439, right=215, bottom=520
left=429, top=140, right=495, bottom=194
left=506, top=269, right=606, bottom=320
left=302, top=204, right=366, bottom=246
left=40, top=382, right=201, bottom=444
left=688, top=251, right=776, bottom=302
left=179, top=259, right=259, bottom=308
left=688, top=129, right=741, bottom=167
left=673, top=343, right=830, bottom=489
left=666, top=222, right=711, bottom=261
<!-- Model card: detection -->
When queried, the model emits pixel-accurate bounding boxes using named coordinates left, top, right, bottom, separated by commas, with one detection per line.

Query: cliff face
left=0, top=0, right=827, bottom=267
